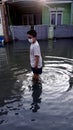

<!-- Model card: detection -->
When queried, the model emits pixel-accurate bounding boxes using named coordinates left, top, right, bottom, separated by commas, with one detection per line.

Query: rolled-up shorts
left=31, top=67, right=42, bottom=74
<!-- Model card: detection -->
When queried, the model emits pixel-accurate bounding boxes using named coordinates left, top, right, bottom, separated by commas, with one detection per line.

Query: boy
left=27, top=30, right=42, bottom=80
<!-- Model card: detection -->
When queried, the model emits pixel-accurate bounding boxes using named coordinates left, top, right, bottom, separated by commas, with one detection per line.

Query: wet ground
left=0, top=39, right=73, bottom=130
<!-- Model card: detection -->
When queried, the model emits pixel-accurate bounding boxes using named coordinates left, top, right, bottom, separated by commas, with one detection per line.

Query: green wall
left=71, top=2, right=73, bottom=24
left=42, top=6, right=50, bottom=25
left=63, top=4, right=71, bottom=24
left=42, top=3, right=71, bottom=25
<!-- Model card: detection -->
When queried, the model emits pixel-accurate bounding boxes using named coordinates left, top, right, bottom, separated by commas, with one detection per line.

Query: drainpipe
left=2, top=1, right=10, bottom=43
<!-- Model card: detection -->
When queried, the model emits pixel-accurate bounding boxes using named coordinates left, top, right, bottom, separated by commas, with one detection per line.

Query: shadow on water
left=30, top=80, right=42, bottom=112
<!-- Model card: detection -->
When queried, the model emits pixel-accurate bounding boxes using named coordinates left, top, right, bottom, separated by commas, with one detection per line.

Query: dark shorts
left=31, top=67, right=42, bottom=74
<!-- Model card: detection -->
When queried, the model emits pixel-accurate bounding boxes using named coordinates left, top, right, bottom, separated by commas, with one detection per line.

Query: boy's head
left=27, top=30, right=37, bottom=43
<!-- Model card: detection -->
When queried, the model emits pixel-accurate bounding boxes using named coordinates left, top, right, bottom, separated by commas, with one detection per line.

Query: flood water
left=0, top=39, right=73, bottom=130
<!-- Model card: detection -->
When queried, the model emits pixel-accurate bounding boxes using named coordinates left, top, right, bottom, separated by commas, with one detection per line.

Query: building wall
left=42, top=3, right=71, bottom=25
left=9, top=25, right=48, bottom=40
left=54, top=25, right=73, bottom=38
left=9, top=25, right=73, bottom=40
left=71, top=2, right=73, bottom=24
left=42, top=6, right=49, bottom=25
left=63, top=4, right=71, bottom=24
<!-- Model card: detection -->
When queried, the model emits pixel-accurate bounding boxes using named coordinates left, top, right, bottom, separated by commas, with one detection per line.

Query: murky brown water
left=0, top=39, right=73, bottom=130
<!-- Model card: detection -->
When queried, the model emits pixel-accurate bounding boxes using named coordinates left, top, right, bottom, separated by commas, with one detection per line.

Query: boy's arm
left=35, top=55, right=39, bottom=69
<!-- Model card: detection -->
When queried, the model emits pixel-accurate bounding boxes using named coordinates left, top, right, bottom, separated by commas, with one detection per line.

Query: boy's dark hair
left=27, top=30, right=37, bottom=37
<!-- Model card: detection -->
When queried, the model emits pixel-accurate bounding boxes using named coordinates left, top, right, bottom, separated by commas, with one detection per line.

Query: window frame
left=50, top=11, right=63, bottom=25
left=22, top=14, right=34, bottom=25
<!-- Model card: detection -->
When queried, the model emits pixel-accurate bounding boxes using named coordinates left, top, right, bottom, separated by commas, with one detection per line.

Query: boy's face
left=27, top=34, right=36, bottom=43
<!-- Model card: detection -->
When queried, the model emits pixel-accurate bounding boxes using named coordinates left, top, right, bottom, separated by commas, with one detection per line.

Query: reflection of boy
left=27, top=30, right=42, bottom=80
left=31, top=82, right=42, bottom=112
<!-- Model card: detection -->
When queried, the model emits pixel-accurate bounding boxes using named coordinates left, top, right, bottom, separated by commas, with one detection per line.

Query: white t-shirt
left=30, top=40, right=42, bottom=68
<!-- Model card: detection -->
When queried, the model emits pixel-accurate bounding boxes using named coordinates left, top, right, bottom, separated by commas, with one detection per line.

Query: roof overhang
left=4, top=0, right=40, bottom=3
left=3, top=0, right=73, bottom=5
left=5, top=0, right=42, bottom=14
left=46, top=0, right=72, bottom=4
left=6, top=0, right=42, bottom=6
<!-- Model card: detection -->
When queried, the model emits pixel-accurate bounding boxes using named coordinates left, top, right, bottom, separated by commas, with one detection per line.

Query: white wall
left=9, top=25, right=48, bottom=40
left=0, top=7, right=3, bottom=36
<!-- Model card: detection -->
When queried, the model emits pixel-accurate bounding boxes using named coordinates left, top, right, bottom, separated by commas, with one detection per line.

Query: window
left=57, top=13, right=62, bottom=25
left=50, top=11, right=63, bottom=25
left=51, top=12, right=56, bottom=25
left=22, top=14, right=34, bottom=25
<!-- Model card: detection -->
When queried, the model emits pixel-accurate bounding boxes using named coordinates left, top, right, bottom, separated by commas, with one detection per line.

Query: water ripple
left=42, top=56, right=73, bottom=94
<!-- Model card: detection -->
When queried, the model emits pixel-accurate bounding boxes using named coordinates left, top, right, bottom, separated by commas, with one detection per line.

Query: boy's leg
left=33, top=73, right=39, bottom=80
left=31, top=67, right=42, bottom=80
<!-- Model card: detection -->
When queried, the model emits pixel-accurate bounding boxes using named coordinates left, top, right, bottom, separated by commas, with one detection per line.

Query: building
left=8, top=0, right=73, bottom=40
left=7, top=1, right=42, bottom=26
left=3, top=0, right=43, bottom=41
left=42, top=0, right=73, bottom=39
left=42, top=0, right=73, bottom=26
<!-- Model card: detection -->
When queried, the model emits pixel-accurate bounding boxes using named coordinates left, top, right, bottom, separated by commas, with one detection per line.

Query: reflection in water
left=30, top=80, right=42, bottom=112
left=67, top=76, right=73, bottom=92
